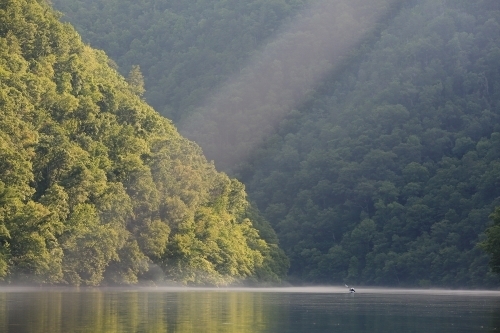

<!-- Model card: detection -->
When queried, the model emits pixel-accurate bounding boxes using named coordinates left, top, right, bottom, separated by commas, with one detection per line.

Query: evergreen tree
left=126, top=65, right=145, bottom=98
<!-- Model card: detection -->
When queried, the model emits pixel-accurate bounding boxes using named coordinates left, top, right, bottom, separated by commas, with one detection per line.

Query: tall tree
left=126, top=65, right=145, bottom=98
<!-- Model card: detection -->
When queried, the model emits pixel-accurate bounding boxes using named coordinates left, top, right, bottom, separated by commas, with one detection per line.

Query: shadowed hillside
left=51, top=0, right=500, bottom=287
left=242, top=0, right=500, bottom=287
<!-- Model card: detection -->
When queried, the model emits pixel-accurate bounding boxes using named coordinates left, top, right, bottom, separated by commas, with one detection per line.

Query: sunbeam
left=180, top=0, right=400, bottom=172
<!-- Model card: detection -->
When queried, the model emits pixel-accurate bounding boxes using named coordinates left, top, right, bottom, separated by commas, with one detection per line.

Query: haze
left=180, top=0, right=399, bottom=171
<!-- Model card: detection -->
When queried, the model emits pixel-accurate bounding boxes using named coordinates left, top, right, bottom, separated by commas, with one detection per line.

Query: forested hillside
left=52, top=0, right=399, bottom=172
left=0, top=0, right=288, bottom=286
left=48, top=0, right=500, bottom=287
left=51, top=0, right=309, bottom=123
left=243, top=0, right=500, bottom=286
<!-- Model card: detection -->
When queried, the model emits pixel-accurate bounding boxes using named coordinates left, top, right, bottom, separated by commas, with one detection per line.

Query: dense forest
left=52, top=0, right=400, bottom=171
left=242, top=1, right=500, bottom=287
left=242, top=0, right=500, bottom=287
left=51, top=0, right=310, bottom=124
left=0, top=0, right=288, bottom=286
left=52, top=0, right=500, bottom=288
left=9, top=0, right=500, bottom=287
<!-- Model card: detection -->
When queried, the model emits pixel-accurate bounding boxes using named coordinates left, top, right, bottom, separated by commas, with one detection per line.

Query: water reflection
left=1, top=288, right=271, bottom=333
left=1, top=287, right=500, bottom=332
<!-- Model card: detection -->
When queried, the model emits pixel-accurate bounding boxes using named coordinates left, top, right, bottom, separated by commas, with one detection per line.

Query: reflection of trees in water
left=0, top=291, right=161, bottom=332
left=174, top=292, right=267, bottom=333
left=2, top=291, right=500, bottom=332
left=0, top=290, right=268, bottom=333
left=266, top=293, right=500, bottom=333
left=489, top=300, right=500, bottom=331
left=0, top=294, right=7, bottom=332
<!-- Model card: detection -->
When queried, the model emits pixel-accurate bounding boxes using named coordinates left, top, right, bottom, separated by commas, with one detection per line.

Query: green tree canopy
left=0, top=0, right=287, bottom=286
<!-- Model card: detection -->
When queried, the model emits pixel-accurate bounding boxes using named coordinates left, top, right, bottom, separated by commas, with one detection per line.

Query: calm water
left=1, top=286, right=500, bottom=332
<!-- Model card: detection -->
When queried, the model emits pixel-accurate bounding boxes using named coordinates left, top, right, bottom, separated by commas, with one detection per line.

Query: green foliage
left=49, top=0, right=500, bottom=288
left=240, top=0, right=500, bottom=287
left=126, top=65, right=145, bottom=97
left=51, top=0, right=307, bottom=122
left=481, top=208, right=500, bottom=275
left=0, top=0, right=286, bottom=285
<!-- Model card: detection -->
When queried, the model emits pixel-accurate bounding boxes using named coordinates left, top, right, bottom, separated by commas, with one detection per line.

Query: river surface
left=1, top=286, right=500, bottom=332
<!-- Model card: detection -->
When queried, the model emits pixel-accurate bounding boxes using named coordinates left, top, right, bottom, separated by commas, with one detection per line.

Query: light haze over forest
left=1, top=0, right=500, bottom=287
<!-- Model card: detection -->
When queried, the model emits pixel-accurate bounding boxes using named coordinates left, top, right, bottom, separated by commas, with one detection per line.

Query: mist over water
left=136, top=286, right=500, bottom=299
left=2, top=285, right=499, bottom=296
left=180, top=0, right=399, bottom=171
left=1, top=286, right=500, bottom=332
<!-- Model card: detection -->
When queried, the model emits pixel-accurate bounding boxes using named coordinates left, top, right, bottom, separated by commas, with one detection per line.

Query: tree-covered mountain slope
left=51, top=0, right=400, bottom=172
left=50, top=0, right=500, bottom=287
left=51, top=0, right=309, bottom=123
left=0, top=0, right=287, bottom=286
left=242, top=0, right=500, bottom=287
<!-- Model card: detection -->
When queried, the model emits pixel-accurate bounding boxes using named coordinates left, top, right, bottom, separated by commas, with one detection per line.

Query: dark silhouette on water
left=345, top=284, right=355, bottom=293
